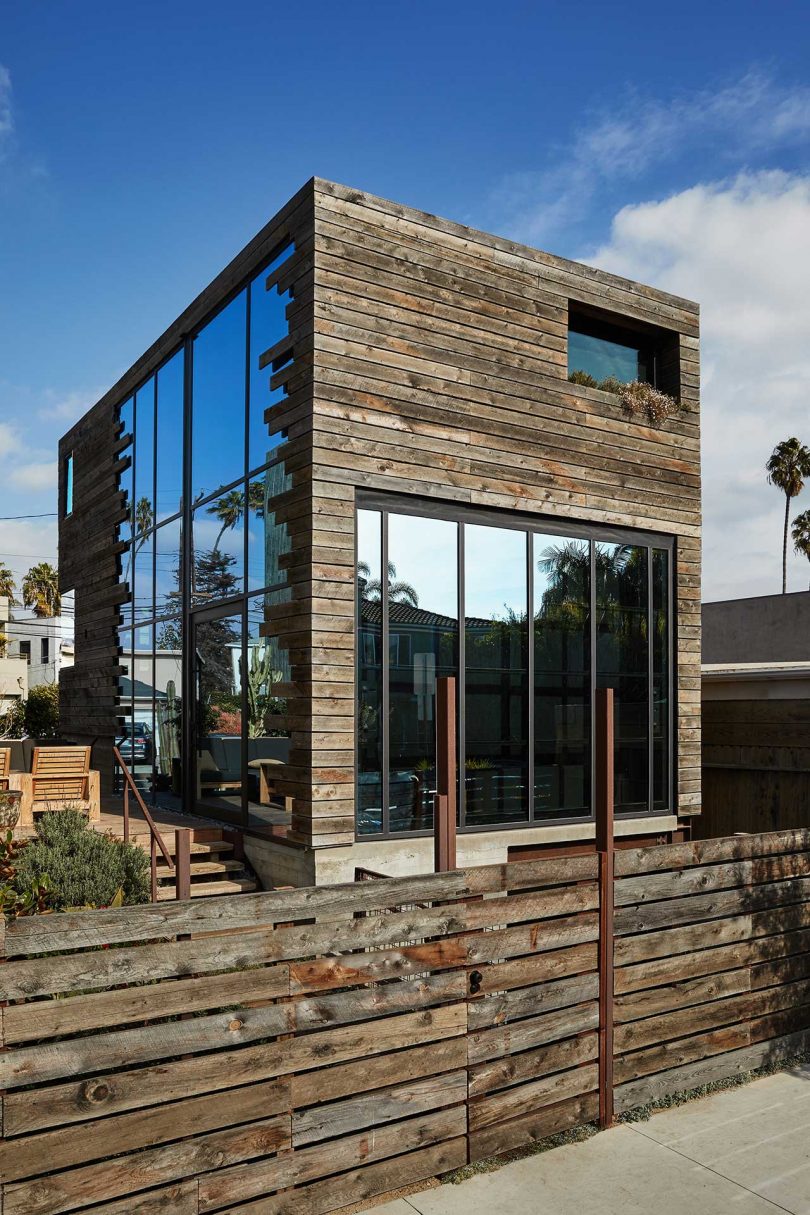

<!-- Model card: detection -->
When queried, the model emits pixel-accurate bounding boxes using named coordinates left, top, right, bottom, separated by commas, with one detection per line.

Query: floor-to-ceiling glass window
left=465, top=524, right=528, bottom=826
left=534, top=535, right=590, bottom=819
left=596, top=543, right=649, bottom=815
left=356, top=501, right=673, bottom=836
left=114, top=238, right=296, bottom=827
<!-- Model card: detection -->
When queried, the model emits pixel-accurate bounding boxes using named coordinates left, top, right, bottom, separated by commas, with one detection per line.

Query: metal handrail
left=113, top=745, right=175, bottom=902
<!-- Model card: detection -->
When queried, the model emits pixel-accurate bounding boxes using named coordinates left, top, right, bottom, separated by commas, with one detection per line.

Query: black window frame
left=355, top=490, right=677, bottom=840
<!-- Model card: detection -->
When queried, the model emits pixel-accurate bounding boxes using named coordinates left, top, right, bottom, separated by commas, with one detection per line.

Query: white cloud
left=0, top=422, right=20, bottom=458
left=587, top=171, right=810, bottom=600
left=489, top=73, right=810, bottom=245
left=37, top=389, right=99, bottom=425
left=9, top=461, right=58, bottom=492
left=0, top=519, right=58, bottom=588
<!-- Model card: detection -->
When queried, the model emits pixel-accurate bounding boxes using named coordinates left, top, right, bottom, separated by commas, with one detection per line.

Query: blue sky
left=2, top=0, right=810, bottom=599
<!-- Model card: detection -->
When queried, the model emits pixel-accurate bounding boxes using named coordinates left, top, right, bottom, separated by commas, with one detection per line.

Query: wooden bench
left=10, top=746, right=100, bottom=827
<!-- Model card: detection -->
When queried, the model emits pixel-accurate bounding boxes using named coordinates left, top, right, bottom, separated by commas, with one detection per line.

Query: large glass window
left=357, top=504, right=673, bottom=835
left=534, top=535, right=590, bottom=818
left=134, top=378, right=155, bottom=524
left=596, top=544, right=649, bottom=815
left=192, top=488, right=244, bottom=605
left=465, top=524, right=528, bottom=826
left=248, top=244, right=295, bottom=475
left=156, top=350, right=184, bottom=523
left=357, top=510, right=384, bottom=835
left=387, top=513, right=458, bottom=834
left=191, top=291, right=247, bottom=506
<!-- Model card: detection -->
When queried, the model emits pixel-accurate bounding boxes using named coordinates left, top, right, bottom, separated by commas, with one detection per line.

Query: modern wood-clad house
left=58, top=179, right=701, bottom=887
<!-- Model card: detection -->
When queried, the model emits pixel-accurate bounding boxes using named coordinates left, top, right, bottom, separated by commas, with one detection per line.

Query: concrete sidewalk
left=376, top=1064, right=810, bottom=1215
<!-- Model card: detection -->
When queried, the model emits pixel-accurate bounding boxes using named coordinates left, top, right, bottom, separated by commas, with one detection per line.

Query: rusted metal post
left=175, top=828, right=192, bottom=901
left=596, top=686, right=615, bottom=1129
left=122, top=780, right=129, bottom=843
left=434, top=675, right=457, bottom=873
left=150, top=836, right=157, bottom=903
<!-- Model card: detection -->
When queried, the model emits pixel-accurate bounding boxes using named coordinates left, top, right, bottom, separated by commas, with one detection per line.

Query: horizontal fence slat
left=468, top=973, right=598, bottom=1032
left=469, top=1000, right=599, bottom=1065
left=3, top=1004, right=466, bottom=1137
left=469, top=1030, right=599, bottom=1098
left=468, top=1092, right=598, bottom=1163
left=615, top=829, right=810, bottom=877
left=468, top=1062, right=598, bottom=1131
left=616, top=927, right=810, bottom=993
left=292, top=1070, right=467, bottom=1147
left=615, top=877, right=810, bottom=936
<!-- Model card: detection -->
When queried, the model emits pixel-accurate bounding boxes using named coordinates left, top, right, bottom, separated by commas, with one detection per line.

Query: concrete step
left=156, top=877, right=258, bottom=900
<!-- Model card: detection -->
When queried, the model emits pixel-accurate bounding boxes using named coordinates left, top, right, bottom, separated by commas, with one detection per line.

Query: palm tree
left=0, top=563, right=17, bottom=606
left=766, top=438, right=810, bottom=593
left=792, top=510, right=810, bottom=589
left=208, top=489, right=246, bottom=552
left=22, top=562, right=61, bottom=618
left=357, top=560, right=418, bottom=607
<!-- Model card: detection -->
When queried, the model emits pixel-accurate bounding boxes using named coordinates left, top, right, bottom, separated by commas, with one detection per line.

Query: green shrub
left=14, top=809, right=150, bottom=909
left=568, top=369, right=598, bottom=387
left=25, top=684, right=60, bottom=737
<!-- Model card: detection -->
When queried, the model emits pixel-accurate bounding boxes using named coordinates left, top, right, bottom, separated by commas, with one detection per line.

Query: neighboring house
left=700, top=591, right=810, bottom=837
left=5, top=615, right=74, bottom=691
left=0, top=597, right=28, bottom=717
left=59, top=179, right=701, bottom=887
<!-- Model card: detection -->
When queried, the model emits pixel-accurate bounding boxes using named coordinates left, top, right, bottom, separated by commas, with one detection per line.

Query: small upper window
left=63, top=454, right=74, bottom=517
left=19, top=640, right=31, bottom=664
left=568, top=308, right=657, bottom=387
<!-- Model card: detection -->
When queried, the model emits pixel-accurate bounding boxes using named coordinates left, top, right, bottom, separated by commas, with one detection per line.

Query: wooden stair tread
left=138, top=839, right=234, bottom=856
left=156, top=878, right=258, bottom=900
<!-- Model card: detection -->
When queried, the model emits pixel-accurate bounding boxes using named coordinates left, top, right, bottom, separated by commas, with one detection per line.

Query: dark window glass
left=194, top=610, right=243, bottom=818
left=569, top=314, right=654, bottom=385
left=387, top=513, right=458, bottom=833
left=134, top=378, right=155, bottom=526
left=596, top=543, right=649, bottom=814
left=133, top=527, right=154, bottom=626
left=156, top=350, right=184, bottom=523
left=534, top=536, right=590, bottom=818
left=41, top=637, right=49, bottom=665
left=191, top=290, right=247, bottom=505
left=653, top=549, right=669, bottom=811
left=248, top=245, right=294, bottom=475
left=19, top=640, right=30, bottom=663
left=63, top=454, right=74, bottom=517
left=247, top=469, right=290, bottom=592
left=357, top=510, right=383, bottom=835
left=465, top=524, right=529, bottom=825
left=192, top=488, right=244, bottom=606
left=155, top=518, right=182, bottom=619
left=246, top=595, right=290, bottom=830
left=155, top=617, right=183, bottom=809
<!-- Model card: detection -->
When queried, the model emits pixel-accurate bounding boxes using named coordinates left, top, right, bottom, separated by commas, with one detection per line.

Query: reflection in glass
left=132, top=625, right=156, bottom=801
left=535, top=536, right=590, bottom=817
left=386, top=513, right=458, bottom=833
left=246, top=596, right=291, bottom=830
left=249, top=247, right=294, bottom=474
left=596, top=543, right=649, bottom=814
left=154, top=518, right=182, bottom=618
left=156, top=351, right=184, bottom=523
left=357, top=510, right=383, bottom=835
left=116, top=627, right=134, bottom=793
left=194, top=611, right=243, bottom=817
left=133, top=528, right=154, bottom=626
left=653, top=549, right=669, bottom=810
left=155, top=617, right=183, bottom=808
left=134, top=378, right=155, bottom=524
left=465, top=525, right=529, bottom=825
left=191, top=291, right=247, bottom=505
left=118, top=396, right=135, bottom=545
left=247, top=470, right=290, bottom=592
left=192, top=488, right=244, bottom=605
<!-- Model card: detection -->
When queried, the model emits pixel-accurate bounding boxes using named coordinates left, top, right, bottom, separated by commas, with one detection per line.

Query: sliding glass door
left=357, top=499, right=674, bottom=838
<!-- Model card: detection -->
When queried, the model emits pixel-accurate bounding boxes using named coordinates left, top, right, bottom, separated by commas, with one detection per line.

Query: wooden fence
left=0, top=827, right=809, bottom=1214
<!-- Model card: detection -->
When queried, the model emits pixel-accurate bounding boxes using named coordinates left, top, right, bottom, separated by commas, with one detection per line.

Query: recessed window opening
left=568, top=304, right=679, bottom=396
left=63, top=453, right=74, bottom=517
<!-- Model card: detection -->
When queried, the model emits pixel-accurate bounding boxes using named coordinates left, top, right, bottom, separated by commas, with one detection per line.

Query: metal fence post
left=596, top=687, right=615, bottom=1129
left=434, top=675, right=457, bottom=873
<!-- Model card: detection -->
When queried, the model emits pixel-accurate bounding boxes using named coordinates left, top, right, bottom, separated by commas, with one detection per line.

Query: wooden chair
left=0, top=747, right=10, bottom=790
left=11, top=746, right=101, bottom=827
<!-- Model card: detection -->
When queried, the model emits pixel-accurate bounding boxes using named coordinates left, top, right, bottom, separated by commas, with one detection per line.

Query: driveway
left=375, top=1064, right=810, bottom=1215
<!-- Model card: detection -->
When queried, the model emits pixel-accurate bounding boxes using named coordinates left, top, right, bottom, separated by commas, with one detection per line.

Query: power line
left=0, top=513, right=58, bottom=521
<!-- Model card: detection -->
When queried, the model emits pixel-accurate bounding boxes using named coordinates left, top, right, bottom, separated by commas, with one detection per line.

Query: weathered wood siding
left=613, top=828, right=810, bottom=1111
left=698, top=698, right=810, bottom=837
left=286, top=179, right=701, bottom=848
left=0, top=854, right=601, bottom=1214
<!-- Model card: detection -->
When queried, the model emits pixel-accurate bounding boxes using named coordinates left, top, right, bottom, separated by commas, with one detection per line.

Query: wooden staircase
left=131, top=828, right=260, bottom=901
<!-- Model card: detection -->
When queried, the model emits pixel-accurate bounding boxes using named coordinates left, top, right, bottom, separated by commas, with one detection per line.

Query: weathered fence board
left=2, top=826, right=809, bottom=1214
